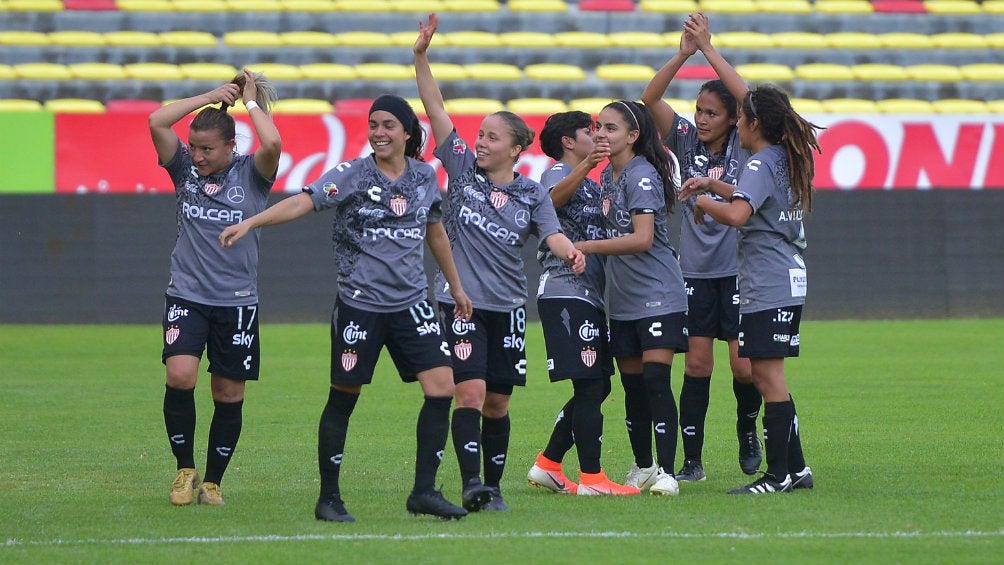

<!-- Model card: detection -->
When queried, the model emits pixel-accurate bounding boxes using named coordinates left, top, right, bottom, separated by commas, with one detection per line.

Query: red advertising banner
left=55, top=112, right=1004, bottom=193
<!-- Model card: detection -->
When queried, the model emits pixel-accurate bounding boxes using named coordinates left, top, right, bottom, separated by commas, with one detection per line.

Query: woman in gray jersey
left=641, top=12, right=763, bottom=483
left=575, top=100, right=687, bottom=497
left=684, top=84, right=820, bottom=494
left=526, top=111, right=639, bottom=496
left=150, top=70, right=281, bottom=507
left=220, top=95, right=474, bottom=521
left=414, top=13, right=585, bottom=512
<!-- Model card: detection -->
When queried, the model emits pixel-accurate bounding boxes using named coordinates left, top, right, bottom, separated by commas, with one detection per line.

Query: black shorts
left=439, top=302, right=527, bottom=387
left=161, top=295, right=260, bottom=381
left=738, top=305, right=802, bottom=359
left=685, top=276, right=740, bottom=340
left=538, top=298, right=614, bottom=382
left=330, top=297, right=451, bottom=385
left=609, top=311, right=689, bottom=359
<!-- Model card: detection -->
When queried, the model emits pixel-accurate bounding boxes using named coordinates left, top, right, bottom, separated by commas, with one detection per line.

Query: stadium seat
left=499, top=32, right=558, bottom=48
left=159, top=31, right=217, bottom=48
left=506, top=98, right=569, bottom=115
left=579, top=0, right=636, bottom=10
left=771, top=32, right=828, bottom=49
left=333, top=98, right=374, bottom=113
left=875, top=99, right=935, bottom=113
left=354, top=63, right=413, bottom=80
left=336, top=32, right=393, bottom=47
left=821, top=98, right=879, bottom=113
left=0, top=99, right=44, bottom=111
left=116, top=0, right=174, bottom=11
left=879, top=33, right=934, bottom=49
left=716, top=31, right=775, bottom=48
left=44, top=98, right=106, bottom=113
left=106, top=99, right=163, bottom=113
left=930, top=33, right=988, bottom=49
left=813, top=0, right=874, bottom=13
left=445, top=31, right=503, bottom=48
left=234, top=0, right=285, bottom=10
left=14, top=63, right=73, bottom=80
left=507, top=0, right=568, bottom=11
left=983, top=0, right=1004, bottom=13
left=48, top=31, right=106, bottom=47
left=554, top=32, right=612, bottom=48
left=871, top=1, right=927, bottom=13
left=0, top=65, right=15, bottom=80
left=931, top=99, right=990, bottom=113
left=5, top=0, right=63, bottom=10
left=389, top=31, right=424, bottom=47
left=824, top=32, right=883, bottom=49
left=271, top=98, right=334, bottom=114
left=124, top=62, right=184, bottom=80
left=441, top=0, right=500, bottom=11
left=0, top=31, right=51, bottom=46
left=734, top=63, right=794, bottom=82
left=64, top=0, right=118, bottom=11
left=170, top=0, right=229, bottom=11
left=443, top=98, right=505, bottom=114
left=223, top=31, right=284, bottom=48
left=280, top=0, right=339, bottom=10
left=463, top=63, right=523, bottom=81
left=922, top=0, right=982, bottom=14
left=959, top=63, right=1004, bottom=81
left=279, top=31, right=339, bottom=47
left=987, top=100, right=1004, bottom=114
left=851, top=63, right=910, bottom=81
left=638, top=0, right=700, bottom=12
left=69, top=63, right=128, bottom=80
left=666, top=98, right=693, bottom=111
left=595, top=64, right=657, bottom=82
left=904, top=64, right=963, bottom=82
left=702, top=0, right=758, bottom=13
left=335, top=0, right=391, bottom=10
left=388, top=0, right=445, bottom=11
left=794, top=63, right=855, bottom=81
left=429, top=63, right=468, bottom=81
left=179, top=63, right=240, bottom=81
left=405, top=97, right=426, bottom=115
left=247, top=63, right=303, bottom=80
left=569, top=97, right=614, bottom=114
left=608, top=32, right=667, bottom=48
left=104, top=31, right=163, bottom=47
left=986, top=33, right=1004, bottom=48
left=789, top=98, right=825, bottom=114
left=299, top=63, right=358, bottom=80
left=524, top=64, right=586, bottom=81
left=756, top=0, right=813, bottom=14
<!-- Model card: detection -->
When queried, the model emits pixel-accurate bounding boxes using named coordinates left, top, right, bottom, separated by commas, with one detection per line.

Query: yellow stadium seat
left=116, top=0, right=174, bottom=11
left=229, top=0, right=284, bottom=10
left=172, top=0, right=229, bottom=10
left=499, top=32, right=558, bottom=48
left=666, top=98, right=693, bottom=111
left=507, top=0, right=568, bottom=11
left=405, top=97, right=426, bottom=115
left=756, top=0, right=813, bottom=14
left=389, top=31, right=425, bottom=47
left=388, top=0, right=445, bottom=11
left=813, top=0, right=873, bottom=13
left=609, top=32, right=667, bottom=48
left=336, top=32, right=393, bottom=47
left=959, top=63, right=1004, bottom=81
left=983, top=0, right=1004, bottom=13
left=851, top=64, right=910, bottom=81
left=876, top=99, right=934, bottom=113
left=442, top=0, right=500, bottom=10
left=48, top=31, right=106, bottom=47
left=734, top=63, right=794, bottom=82
left=794, top=63, right=855, bottom=81
left=429, top=63, right=468, bottom=81
left=125, top=62, right=185, bottom=80
left=789, top=98, right=825, bottom=114
left=44, top=98, right=106, bottom=113
left=821, top=98, right=879, bottom=114
left=930, top=33, right=988, bottom=49
left=596, top=64, right=657, bottom=82
left=299, top=63, right=358, bottom=80
left=986, top=33, right=1004, bottom=48
left=69, top=63, right=128, bottom=80
left=335, top=0, right=391, bottom=9
left=987, top=100, right=1004, bottom=113
left=824, top=32, right=883, bottom=49
left=280, top=31, right=339, bottom=47
left=6, top=0, right=63, bottom=10
left=922, top=0, right=982, bottom=14
left=179, top=63, right=240, bottom=81
left=14, top=63, right=72, bottom=80
left=0, top=31, right=50, bottom=45
left=771, top=32, right=827, bottom=49
left=463, top=63, right=523, bottom=81
left=445, top=31, right=503, bottom=48
left=279, top=0, right=339, bottom=10
left=104, top=31, right=162, bottom=46
left=0, top=99, right=44, bottom=111
left=0, top=65, right=15, bottom=80
left=879, top=33, right=934, bottom=49
left=639, top=0, right=700, bottom=12
left=354, top=63, right=413, bottom=80
left=524, top=64, right=586, bottom=81
left=905, top=64, right=963, bottom=82
left=716, top=31, right=775, bottom=48
left=701, top=0, right=758, bottom=13
left=271, top=98, right=334, bottom=114
left=507, top=98, right=569, bottom=115
left=160, top=31, right=217, bottom=48
left=223, top=31, right=284, bottom=47
left=931, top=99, right=990, bottom=114
left=444, top=98, right=505, bottom=114
left=246, top=63, right=303, bottom=80
left=554, top=32, right=611, bottom=48
left=569, top=97, right=615, bottom=114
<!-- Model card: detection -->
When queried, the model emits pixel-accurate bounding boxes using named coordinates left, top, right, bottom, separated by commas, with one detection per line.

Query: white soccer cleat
left=649, top=468, right=679, bottom=496
left=624, top=462, right=659, bottom=490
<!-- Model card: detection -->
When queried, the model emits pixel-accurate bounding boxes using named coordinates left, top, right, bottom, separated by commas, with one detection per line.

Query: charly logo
left=226, top=186, right=245, bottom=204
left=390, top=195, right=407, bottom=217
left=341, top=349, right=357, bottom=371
left=454, top=340, right=472, bottom=361
left=490, top=190, right=509, bottom=209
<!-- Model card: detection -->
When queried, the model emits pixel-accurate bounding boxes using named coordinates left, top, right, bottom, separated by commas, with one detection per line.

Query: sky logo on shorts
left=341, top=349, right=357, bottom=371
left=390, top=195, right=407, bottom=216
left=454, top=339, right=472, bottom=360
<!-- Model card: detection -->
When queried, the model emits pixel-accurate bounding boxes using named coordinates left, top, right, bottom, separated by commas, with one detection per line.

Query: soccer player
left=219, top=95, right=473, bottom=521
left=150, top=70, right=282, bottom=506
left=574, top=100, right=687, bottom=496
left=640, top=11, right=763, bottom=483
left=683, top=84, right=818, bottom=494
left=414, top=13, right=586, bottom=512
left=527, top=111, right=639, bottom=496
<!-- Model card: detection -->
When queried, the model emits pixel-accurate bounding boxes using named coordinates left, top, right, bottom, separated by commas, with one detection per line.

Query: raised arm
left=219, top=191, right=314, bottom=248
left=149, top=82, right=240, bottom=164
left=239, top=69, right=282, bottom=179
left=686, top=11, right=748, bottom=105
left=641, top=20, right=698, bottom=139
left=413, top=13, right=455, bottom=147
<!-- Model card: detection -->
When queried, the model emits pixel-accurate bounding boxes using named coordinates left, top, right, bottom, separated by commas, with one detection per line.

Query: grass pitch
left=0, top=319, right=1001, bottom=564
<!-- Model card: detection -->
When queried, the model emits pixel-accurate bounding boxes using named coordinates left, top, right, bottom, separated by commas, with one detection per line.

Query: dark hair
left=369, top=94, right=426, bottom=160
left=698, top=79, right=738, bottom=120
left=539, top=110, right=593, bottom=160
left=741, top=84, right=822, bottom=213
left=604, top=99, right=677, bottom=212
left=190, top=71, right=278, bottom=142
left=489, top=111, right=535, bottom=161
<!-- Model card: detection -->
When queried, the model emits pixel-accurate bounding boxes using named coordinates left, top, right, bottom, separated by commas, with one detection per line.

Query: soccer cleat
left=527, top=452, right=578, bottom=494
left=197, top=482, right=225, bottom=506
left=315, top=497, right=356, bottom=522
left=461, top=478, right=494, bottom=512
left=791, top=466, right=814, bottom=490
left=406, top=489, right=468, bottom=520
left=483, top=486, right=509, bottom=511
left=649, top=468, right=680, bottom=496
left=675, top=460, right=707, bottom=482
left=739, top=431, right=763, bottom=475
left=624, top=462, right=660, bottom=490
left=728, top=473, right=792, bottom=495
left=577, top=470, right=641, bottom=496
left=169, top=468, right=199, bottom=506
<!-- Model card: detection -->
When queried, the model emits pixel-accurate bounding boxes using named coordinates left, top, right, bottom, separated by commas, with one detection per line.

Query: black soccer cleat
left=461, top=479, right=494, bottom=512
left=738, top=431, right=763, bottom=475
left=483, top=486, right=510, bottom=511
left=791, top=466, right=814, bottom=490
left=728, top=473, right=792, bottom=495
left=315, top=497, right=356, bottom=522
left=675, top=460, right=707, bottom=482
left=407, top=489, right=468, bottom=520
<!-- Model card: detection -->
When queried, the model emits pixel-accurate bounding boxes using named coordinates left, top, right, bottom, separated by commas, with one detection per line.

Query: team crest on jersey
left=390, top=195, right=407, bottom=216
left=602, top=198, right=611, bottom=216
left=454, top=340, right=472, bottom=361
left=452, top=138, right=467, bottom=154
left=490, top=190, right=508, bottom=209
left=707, top=166, right=724, bottom=180
left=165, top=325, right=180, bottom=345
left=203, top=183, right=222, bottom=196
left=580, top=347, right=597, bottom=368
left=341, top=350, right=358, bottom=371
left=323, top=182, right=338, bottom=198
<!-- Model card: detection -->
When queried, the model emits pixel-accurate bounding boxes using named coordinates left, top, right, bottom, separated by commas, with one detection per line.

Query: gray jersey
left=536, top=162, right=606, bottom=309
left=731, top=144, right=808, bottom=314
left=433, top=130, right=562, bottom=312
left=305, top=155, right=441, bottom=312
left=163, top=140, right=273, bottom=306
left=599, top=156, right=688, bottom=320
left=667, top=114, right=750, bottom=278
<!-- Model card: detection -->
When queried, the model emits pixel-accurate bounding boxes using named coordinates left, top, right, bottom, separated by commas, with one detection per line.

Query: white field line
left=5, top=529, right=1004, bottom=547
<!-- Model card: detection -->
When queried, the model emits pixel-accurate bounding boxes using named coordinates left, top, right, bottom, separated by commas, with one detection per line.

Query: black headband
left=369, top=95, right=416, bottom=131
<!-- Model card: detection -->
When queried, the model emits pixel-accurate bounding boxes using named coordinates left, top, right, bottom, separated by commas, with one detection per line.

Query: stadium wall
left=2, top=190, right=1002, bottom=324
